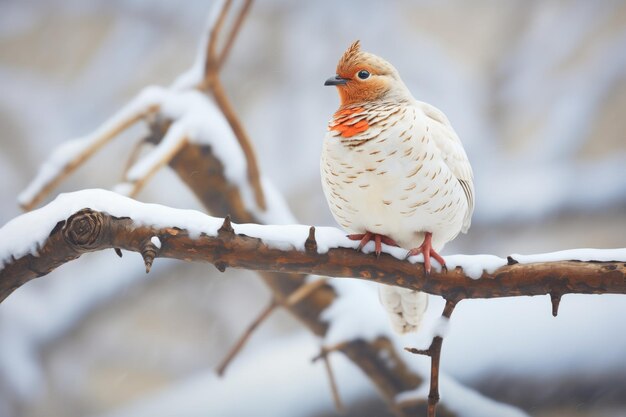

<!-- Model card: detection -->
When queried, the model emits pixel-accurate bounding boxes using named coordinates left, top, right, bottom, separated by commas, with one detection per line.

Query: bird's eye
left=357, top=70, right=370, bottom=80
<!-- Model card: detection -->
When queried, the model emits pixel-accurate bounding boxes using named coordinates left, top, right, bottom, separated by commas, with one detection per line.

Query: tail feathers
left=378, top=285, right=428, bottom=334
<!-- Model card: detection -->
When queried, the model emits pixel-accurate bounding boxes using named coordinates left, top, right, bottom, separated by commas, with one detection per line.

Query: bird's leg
left=347, top=231, right=374, bottom=252
left=380, top=235, right=399, bottom=247
left=374, top=234, right=382, bottom=257
left=347, top=231, right=399, bottom=256
left=406, top=232, right=447, bottom=274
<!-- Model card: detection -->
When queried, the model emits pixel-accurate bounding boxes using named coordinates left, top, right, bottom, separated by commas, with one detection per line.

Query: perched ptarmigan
left=321, top=41, right=474, bottom=333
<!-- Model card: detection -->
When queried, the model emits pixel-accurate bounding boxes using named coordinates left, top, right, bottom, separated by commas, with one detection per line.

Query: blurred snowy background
left=1, top=1, right=626, bottom=416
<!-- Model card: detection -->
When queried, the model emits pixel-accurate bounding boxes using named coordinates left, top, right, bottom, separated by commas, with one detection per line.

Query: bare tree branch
left=200, top=0, right=266, bottom=210
left=406, top=300, right=458, bottom=417
left=203, top=0, right=232, bottom=83
left=20, top=107, right=157, bottom=211
left=210, top=78, right=266, bottom=210
left=216, top=299, right=278, bottom=376
left=128, top=135, right=189, bottom=198
left=217, top=0, right=254, bottom=71
left=318, top=349, right=345, bottom=413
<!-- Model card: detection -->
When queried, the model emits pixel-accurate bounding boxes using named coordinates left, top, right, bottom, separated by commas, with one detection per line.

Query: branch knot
left=63, top=208, right=104, bottom=249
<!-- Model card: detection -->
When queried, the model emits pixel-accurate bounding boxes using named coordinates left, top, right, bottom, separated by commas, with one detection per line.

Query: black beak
left=324, top=75, right=349, bottom=86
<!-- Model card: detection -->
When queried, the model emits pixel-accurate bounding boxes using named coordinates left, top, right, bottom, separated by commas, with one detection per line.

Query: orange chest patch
left=329, top=107, right=370, bottom=138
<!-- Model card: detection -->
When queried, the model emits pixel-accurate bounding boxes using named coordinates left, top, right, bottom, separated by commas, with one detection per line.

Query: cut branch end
left=214, top=261, right=228, bottom=273
left=551, top=293, right=562, bottom=317
left=507, top=256, right=519, bottom=265
left=140, top=239, right=158, bottom=273
left=305, top=226, right=317, bottom=253
left=218, top=215, right=235, bottom=235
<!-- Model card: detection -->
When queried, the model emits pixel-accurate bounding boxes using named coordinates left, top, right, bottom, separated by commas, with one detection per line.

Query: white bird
left=321, top=41, right=474, bottom=333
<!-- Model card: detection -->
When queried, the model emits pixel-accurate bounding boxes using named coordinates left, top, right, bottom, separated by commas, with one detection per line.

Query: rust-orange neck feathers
left=329, top=106, right=369, bottom=138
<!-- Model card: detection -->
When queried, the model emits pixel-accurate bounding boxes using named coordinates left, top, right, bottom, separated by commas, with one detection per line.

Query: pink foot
left=347, top=232, right=399, bottom=256
left=406, top=232, right=447, bottom=274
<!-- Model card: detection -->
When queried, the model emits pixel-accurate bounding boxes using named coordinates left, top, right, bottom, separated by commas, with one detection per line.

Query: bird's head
left=325, top=40, right=409, bottom=106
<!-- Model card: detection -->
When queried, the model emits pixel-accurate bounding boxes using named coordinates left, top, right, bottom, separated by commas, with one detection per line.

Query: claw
left=347, top=231, right=400, bottom=255
left=407, top=232, right=446, bottom=274
left=347, top=233, right=365, bottom=241
left=357, top=232, right=373, bottom=251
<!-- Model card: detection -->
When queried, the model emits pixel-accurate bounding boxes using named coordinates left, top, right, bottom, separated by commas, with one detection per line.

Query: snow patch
left=511, top=248, right=626, bottom=264
left=150, top=236, right=161, bottom=249
left=432, top=316, right=451, bottom=338
left=444, top=254, right=507, bottom=279
left=111, top=182, right=134, bottom=196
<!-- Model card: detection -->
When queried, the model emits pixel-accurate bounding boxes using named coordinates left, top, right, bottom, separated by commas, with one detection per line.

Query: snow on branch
left=18, top=0, right=264, bottom=213
left=2, top=189, right=625, bottom=306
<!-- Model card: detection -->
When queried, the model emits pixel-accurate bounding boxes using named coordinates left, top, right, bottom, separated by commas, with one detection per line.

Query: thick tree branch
left=2, top=208, right=624, bottom=304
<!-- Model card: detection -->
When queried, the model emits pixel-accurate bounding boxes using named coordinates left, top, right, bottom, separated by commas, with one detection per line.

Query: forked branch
left=199, top=0, right=265, bottom=210
left=405, top=300, right=458, bottom=417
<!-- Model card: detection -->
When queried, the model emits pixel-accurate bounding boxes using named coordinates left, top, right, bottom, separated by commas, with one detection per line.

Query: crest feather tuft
left=338, top=40, right=362, bottom=73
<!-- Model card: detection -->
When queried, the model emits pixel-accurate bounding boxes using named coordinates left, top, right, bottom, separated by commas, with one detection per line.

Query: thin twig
left=21, top=108, right=156, bottom=211
left=217, top=0, right=254, bottom=70
left=405, top=299, right=459, bottom=417
left=127, top=136, right=189, bottom=198
left=203, top=0, right=232, bottom=84
left=211, top=78, right=266, bottom=210
left=311, top=342, right=349, bottom=363
left=196, top=0, right=266, bottom=210
left=217, top=299, right=278, bottom=376
left=322, top=350, right=344, bottom=413
left=122, top=138, right=148, bottom=180
left=216, top=278, right=328, bottom=376
left=285, top=278, right=328, bottom=306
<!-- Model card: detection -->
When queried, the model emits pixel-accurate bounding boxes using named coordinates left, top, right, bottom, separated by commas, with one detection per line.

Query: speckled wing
left=417, top=101, right=475, bottom=232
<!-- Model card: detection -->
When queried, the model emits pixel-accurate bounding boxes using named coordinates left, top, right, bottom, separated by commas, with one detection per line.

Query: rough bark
left=2, top=208, right=624, bottom=305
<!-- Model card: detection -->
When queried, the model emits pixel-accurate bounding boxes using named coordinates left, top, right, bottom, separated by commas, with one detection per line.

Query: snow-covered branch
left=2, top=190, right=625, bottom=306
